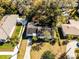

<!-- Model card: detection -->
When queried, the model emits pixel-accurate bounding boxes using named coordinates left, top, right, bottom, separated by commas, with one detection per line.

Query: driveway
left=24, top=38, right=32, bottom=59
left=66, top=40, right=78, bottom=59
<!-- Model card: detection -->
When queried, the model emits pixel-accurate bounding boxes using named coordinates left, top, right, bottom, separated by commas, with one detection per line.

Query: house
left=0, top=15, right=19, bottom=42
left=26, top=22, right=52, bottom=39
left=61, top=20, right=79, bottom=37
left=26, top=22, right=37, bottom=36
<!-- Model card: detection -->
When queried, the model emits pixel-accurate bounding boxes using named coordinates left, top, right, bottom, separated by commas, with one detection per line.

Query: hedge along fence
left=53, top=27, right=61, bottom=46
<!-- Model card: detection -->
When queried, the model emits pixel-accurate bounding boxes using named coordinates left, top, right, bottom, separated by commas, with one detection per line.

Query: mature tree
left=32, top=0, right=42, bottom=7
left=23, top=7, right=31, bottom=17
left=0, top=0, right=18, bottom=14
left=41, top=51, right=55, bottom=59
left=0, top=7, right=5, bottom=15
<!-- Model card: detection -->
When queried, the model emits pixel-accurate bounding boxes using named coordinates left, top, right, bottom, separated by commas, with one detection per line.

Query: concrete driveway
left=24, top=38, right=32, bottom=59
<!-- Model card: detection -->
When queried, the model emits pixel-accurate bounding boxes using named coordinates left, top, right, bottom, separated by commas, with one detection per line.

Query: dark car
left=77, top=43, right=79, bottom=47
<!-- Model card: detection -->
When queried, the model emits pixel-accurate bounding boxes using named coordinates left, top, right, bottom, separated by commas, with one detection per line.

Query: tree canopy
left=41, top=51, right=55, bottom=59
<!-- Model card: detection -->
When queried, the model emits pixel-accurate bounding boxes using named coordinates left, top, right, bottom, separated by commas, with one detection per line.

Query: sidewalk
left=0, top=52, right=13, bottom=55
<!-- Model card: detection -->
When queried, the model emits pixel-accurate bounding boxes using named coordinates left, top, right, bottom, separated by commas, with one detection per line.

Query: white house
left=61, top=20, right=79, bottom=37
left=0, top=15, right=19, bottom=41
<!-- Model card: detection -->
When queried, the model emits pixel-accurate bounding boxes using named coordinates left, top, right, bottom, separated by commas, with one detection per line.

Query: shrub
left=41, top=51, right=55, bottom=59
left=67, top=34, right=74, bottom=40
left=76, top=53, right=79, bottom=59
left=32, top=36, right=38, bottom=42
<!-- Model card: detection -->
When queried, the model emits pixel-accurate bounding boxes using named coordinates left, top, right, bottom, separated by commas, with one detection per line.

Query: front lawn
left=0, top=55, right=11, bottom=59
left=12, top=26, right=22, bottom=38
left=31, top=42, right=66, bottom=59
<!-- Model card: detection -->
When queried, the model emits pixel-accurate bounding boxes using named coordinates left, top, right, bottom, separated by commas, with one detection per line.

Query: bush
left=32, top=36, right=38, bottom=42
left=62, top=40, right=69, bottom=45
left=75, top=48, right=79, bottom=53
left=16, top=22, right=22, bottom=26
left=50, top=40, right=56, bottom=45
left=41, top=51, right=55, bottom=59
left=67, top=34, right=74, bottom=40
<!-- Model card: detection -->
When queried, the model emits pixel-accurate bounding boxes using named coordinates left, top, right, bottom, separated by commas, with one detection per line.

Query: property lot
left=31, top=42, right=66, bottom=59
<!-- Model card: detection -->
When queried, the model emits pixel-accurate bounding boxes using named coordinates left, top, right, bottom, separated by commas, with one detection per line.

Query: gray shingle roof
left=27, top=28, right=37, bottom=34
left=0, top=15, right=18, bottom=40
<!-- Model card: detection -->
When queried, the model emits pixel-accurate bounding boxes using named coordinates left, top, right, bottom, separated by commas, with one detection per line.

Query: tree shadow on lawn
left=58, top=27, right=65, bottom=39
left=0, top=42, right=4, bottom=46
left=32, top=42, right=43, bottom=51
left=58, top=52, right=67, bottom=59
left=50, top=40, right=56, bottom=46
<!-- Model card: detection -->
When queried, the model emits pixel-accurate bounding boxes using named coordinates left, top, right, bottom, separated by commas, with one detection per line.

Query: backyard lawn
left=17, top=40, right=27, bottom=59
left=0, top=26, right=22, bottom=51
left=31, top=42, right=66, bottom=59
left=0, top=55, right=11, bottom=59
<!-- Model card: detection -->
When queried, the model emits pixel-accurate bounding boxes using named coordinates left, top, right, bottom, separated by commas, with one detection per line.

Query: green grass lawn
left=0, top=43, right=14, bottom=51
left=0, top=25, right=22, bottom=51
left=12, top=26, right=22, bottom=38
left=0, top=55, right=11, bottom=59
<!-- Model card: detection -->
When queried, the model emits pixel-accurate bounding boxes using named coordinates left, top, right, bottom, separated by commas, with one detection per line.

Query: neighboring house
left=26, top=22, right=37, bottom=36
left=61, top=20, right=79, bottom=37
left=26, top=22, right=52, bottom=39
left=0, top=15, right=19, bottom=42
